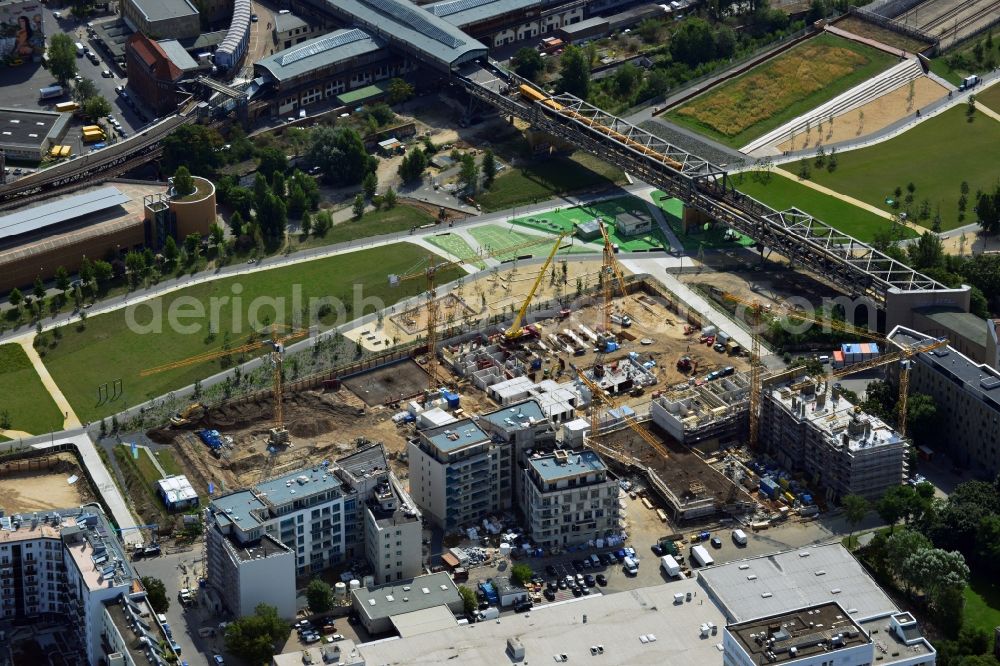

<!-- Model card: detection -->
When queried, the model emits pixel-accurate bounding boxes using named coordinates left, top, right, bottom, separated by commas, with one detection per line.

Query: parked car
left=584, top=574, right=596, bottom=587
left=514, top=601, right=533, bottom=613
left=545, top=565, right=557, bottom=576
left=544, top=588, right=556, bottom=601
left=101, top=69, right=113, bottom=78
left=595, top=574, right=608, bottom=587
left=250, top=13, right=258, bottom=21
left=710, top=537, right=723, bottom=549
left=651, top=543, right=664, bottom=556
left=212, top=655, right=224, bottom=665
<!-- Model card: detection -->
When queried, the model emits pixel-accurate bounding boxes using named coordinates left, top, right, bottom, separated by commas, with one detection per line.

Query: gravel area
left=639, top=119, right=749, bottom=169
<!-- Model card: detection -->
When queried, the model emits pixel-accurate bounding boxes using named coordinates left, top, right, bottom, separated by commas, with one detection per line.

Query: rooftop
left=423, top=418, right=491, bottom=454
left=479, top=399, right=548, bottom=433
left=353, top=572, right=460, bottom=622
left=274, top=11, right=309, bottom=33
left=391, top=605, right=461, bottom=637
left=226, top=533, right=293, bottom=563
left=156, top=38, right=199, bottom=72
left=337, top=442, right=391, bottom=481
left=255, top=28, right=386, bottom=83
left=528, top=449, right=607, bottom=482
left=254, top=463, right=344, bottom=507
left=728, top=602, right=870, bottom=664
left=913, top=305, right=988, bottom=348
left=129, top=0, right=198, bottom=23
left=0, top=107, right=64, bottom=150
left=889, top=326, right=1000, bottom=412
left=699, top=543, right=898, bottom=623
left=0, top=186, right=131, bottom=243
left=358, top=576, right=728, bottom=665
left=156, top=475, right=198, bottom=504
left=428, top=0, right=542, bottom=28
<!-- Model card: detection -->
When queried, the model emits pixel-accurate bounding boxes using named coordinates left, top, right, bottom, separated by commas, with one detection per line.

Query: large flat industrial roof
left=428, top=0, right=542, bottom=28
left=314, top=0, right=488, bottom=70
left=728, top=602, right=869, bottom=664
left=130, top=0, right=198, bottom=23
left=698, top=543, right=897, bottom=623
left=255, top=28, right=386, bottom=83
left=358, top=577, right=728, bottom=665
left=0, top=107, right=65, bottom=149
left=912, top=305, right=989, bottom=348
left=353, top=572, right=460, bottom=622
left=0, top=186, right=130, bottom=243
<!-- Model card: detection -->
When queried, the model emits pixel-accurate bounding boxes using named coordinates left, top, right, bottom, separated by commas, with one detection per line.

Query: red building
left=124, top=33, right=187, bottom=116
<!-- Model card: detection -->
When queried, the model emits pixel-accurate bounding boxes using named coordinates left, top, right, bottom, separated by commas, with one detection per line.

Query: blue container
left=444, top=392, right=460, bottom=409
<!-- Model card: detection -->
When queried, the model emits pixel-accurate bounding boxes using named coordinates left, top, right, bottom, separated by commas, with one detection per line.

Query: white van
left=589, top=554, right=600, bottom=568
left=623, top=556, right=638, bottom=575
left=732, top=529, right=748, bottom=546
left=75, top=42, right=85, bottom=57
left=477, top=607, right=500, bottom=621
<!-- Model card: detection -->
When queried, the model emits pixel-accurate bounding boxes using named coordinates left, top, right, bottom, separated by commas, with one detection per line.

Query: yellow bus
left=59, top=145, right=72, bottom=158
left=55, top=101, right=79, bottom=113
left=82, top=131, right=105, bottom=144
left=49, top=144, right=63, bottom=157
left=81, top=124, right=103, bottom=133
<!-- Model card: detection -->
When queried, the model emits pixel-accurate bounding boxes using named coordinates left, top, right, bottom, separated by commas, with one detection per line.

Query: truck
left=731, top=529, right=748, bottom=546
left=55, top=101, right=79, bottom=113
left=610, top=313, right=632, bottom=327
left=39, top=85, right=64, bottom=100
left=476, top=607, right=500, bottom=622
left=660, top=555, right=681, bottom=577
left=691, top=545, right=714, bottom=568
left=82, top=130, right=105, bottom=144
left=961, top=74, right=980, bottom=90
left=623, top=556, right=639, bottom=575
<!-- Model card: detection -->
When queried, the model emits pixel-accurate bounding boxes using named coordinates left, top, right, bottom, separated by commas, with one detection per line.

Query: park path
left=0, top=430, right=33, bottom=439
left=13, top=334, right=82, bottom=430
left=770, top=167, right=926, bottom=234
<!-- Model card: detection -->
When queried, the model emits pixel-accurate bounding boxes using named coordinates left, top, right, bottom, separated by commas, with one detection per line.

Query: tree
left=842, top=494, right=868, bottom=537
left=907, top=231, right=945, bottom=270
left=906, top=393, right=939, bottom=447
left=557, top=45, right=591, bottom=99
left=163, top=236, right=179, bottom=264
left=458, top=585, right=477, bottom=616
left=82, top=96, right=111, bottom=121
left=715, top=25, right=737, bottom=59
left=124, top=251, right=145, bottom=286
left=224, top=603, right=290, bottom=664
left=209, top=222, right=225, bottom=251
left=73, top=78, right=99, bottom=102
left=884, top=529, right=932, bottom=581
left=353, top=194, right=365, bottom=220
left=300, top=210, right=313, bottom=236
left=48, top=34, right=77, bottom=84
left=670, top=18, right=716, bottom=68
left=33, top=277, right=45, bottom=300
left=363, top=171, right=378, bottom=200
left=459, top=153, right=479, bottom=194
left=398, top=147, right=428, bottom=183
left=79, top=257, right=95, bottom=285
left=54, top=266, right=70, bottom=293
left=612, top=62, right=642, bottom=99
left=287, top=182, right=307, bottom=218
left=93, top=260, right=113, bottom=283
left=976, top=186, right=1000, bottom=234
left=877, top=485, right=914, bottom=533
left=386, top=77, right=414, bottom=104
left=481, top=149, right=497, bottom=188
left=513, top=47, right=544, bottom=81
left=510, top=563, right=534, bottom=586
left=141, top=576, right=169, bottom=613
left=162, top=125, right=223, bottom=176
left=313, top=211, right=332, bottom=236
left=902, top=547, right=969, bottom=608
left=306, top=579, right=333, bottom=613
left=184, top=232, right=202, bottom=259
left=256, top=147, right=288, bottom=181
left=173, top=166, right=195, bottom=197
left=307, top=126, right=376, bottom=186
left=383, top=187, right=397, bottom=209
left=9, top=287, right=23, bottom=310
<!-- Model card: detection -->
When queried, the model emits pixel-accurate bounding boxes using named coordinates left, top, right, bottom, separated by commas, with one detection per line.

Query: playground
left=467, top=225, right=595, bottom=260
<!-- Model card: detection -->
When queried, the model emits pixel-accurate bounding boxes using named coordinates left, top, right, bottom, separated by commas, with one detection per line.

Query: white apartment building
left=760, top=372, right=908, bottom=502
left=521, top=449, right=620, bottom=550
left=205, top=526, right=296, bottom=618
left=363, top=474, right=423, bottom=584
left=478, top=399, right=557, bottom=506
left=407, top=419, right=510, bottom=530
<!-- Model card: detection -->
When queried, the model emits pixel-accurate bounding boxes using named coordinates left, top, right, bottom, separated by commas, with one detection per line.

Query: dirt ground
left=776, top=76, right=947, bottom=152
left=0, top=454, right=93, bottom=514
left=680, top=267, right=843, bottom=315
left=941, top=231, right=1000, bottom=255
left=341, top=358, right=431, bottom=406
left=833, top=16, right=934, bottom=53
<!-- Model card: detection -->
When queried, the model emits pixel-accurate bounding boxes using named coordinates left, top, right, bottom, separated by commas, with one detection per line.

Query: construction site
left=0, top=452, right=96, bottom=514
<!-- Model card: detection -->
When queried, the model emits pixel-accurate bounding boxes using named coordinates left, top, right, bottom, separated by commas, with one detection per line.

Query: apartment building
left=478, top=399, right=557, bottom=506
left=206, top=445, right=422, bottom=615
left=521, top=449, right=620, bottom=550
left=407, top=419, right=510, bottom=530
left=0, top=506, right=177, bottom=665
left=760, top=373, right=908, bottom=502
left=889, top=326, right=1000, bottom=476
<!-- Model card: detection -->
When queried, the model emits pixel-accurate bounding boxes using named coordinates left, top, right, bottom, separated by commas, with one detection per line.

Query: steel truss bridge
left=458, top=61, right=949, bottom=308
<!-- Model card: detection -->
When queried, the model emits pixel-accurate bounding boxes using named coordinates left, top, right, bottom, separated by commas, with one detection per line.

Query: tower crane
left=504, top=232, right=568, bottom=340
left=597, top=219, right=632, bottom=332
left=391, top=237, right=560, bottom=388
left=141, top=325, right=307, bottom=446
left=722, top=293, right=948, bottom=443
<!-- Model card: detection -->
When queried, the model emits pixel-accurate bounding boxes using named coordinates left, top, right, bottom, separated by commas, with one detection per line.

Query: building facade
left=889, top=326, right=1000, bottom=476
left=363, top=475, right=423, bottom=584
left=407, top=419, right=510, bottom=530
left=521, top=449, right=620, bottom=550
left=478, top=399, right=557, bottom=507
left=125, top=32, right=189, bottom=116
left=760, top=372, right=908, bottom=502
left=205, top=528, right=296, bottom=618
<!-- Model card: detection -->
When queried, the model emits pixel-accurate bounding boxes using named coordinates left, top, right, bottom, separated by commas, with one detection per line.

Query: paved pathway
left=14, top=334, right=82, bottom=429
left=0, top=429, right=33, bottom=439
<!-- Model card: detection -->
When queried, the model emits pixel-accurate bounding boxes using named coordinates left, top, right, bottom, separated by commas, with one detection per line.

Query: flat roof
left=337, top=80, right=391, bottom=106
left=428, top=0, right=541, bottom=28
left=255, top=464, right=344, bottom=507
left=423, top=418, right=491, bottom=453
left=157, top=39, right=199, bottom=71
left=391, top=605, right=461, bottom=637
left=479, top=399, right=548, bottom=432
left=358, top=577, right=728, bottom=665
left=130, top=0, right=198, bottom=23
left=529, top=449, right=606, bottom=481
left=0, top=107, right=64, bottom=148
left=255, top=28, right=386, bottom=83
left=728, top=602, right=869, bottom=664
left=913, top=305, right=988, bottom=348
left=889, top=326, right=1000, bottom=412
left=274, top=12, right=309, bottom=33
left=210, top=489, right=267, bottom=528
left=560, top=16, right=609, bottom=34
left=228, top=533, right=292, bottom=562
left=353, top=572, right=460, bottom=622
left=0, top=186, right=130, bottom=243
left=156, top=475, right=198, bottom=503
left=699, top=543, right=898, bottom=623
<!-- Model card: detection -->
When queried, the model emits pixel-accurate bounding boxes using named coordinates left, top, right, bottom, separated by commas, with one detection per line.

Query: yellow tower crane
left=141, top=325, right=308, bottom=446
left=504, top=232, right=568, bottom=340
left=597, top=219, right=631, bottom=332
left=722, top=293, right=948, bottom=443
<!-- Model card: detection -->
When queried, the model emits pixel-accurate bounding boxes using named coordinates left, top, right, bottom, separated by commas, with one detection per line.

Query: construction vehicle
left=504, top=233, right=568, bottom=341
left=597, top=219, right=632, bottom=332
left=722, top=293, right=949, bottom=443
left=141, top=325, right=307, bottom=446
left=115, top=524, right=159, bottom=555
left=170, top=402, right=204, bottom=427
left=392, top=237, right=555, bottom=387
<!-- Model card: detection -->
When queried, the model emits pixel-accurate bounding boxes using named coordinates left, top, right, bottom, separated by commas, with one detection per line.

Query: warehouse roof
left=913, top=305, right=988, bottom=348
left=0, top=186, right=130, bottom=243
left=0, top=107, right=66, bottom=150
left=428, top=0, right=542, bottom=28
left=698, top=543, right=897, bottom=623
left=157, top=39, right=199, bottom=72
left=353, top=572, right=460, bottom=622
left=255, top=28, right=386, bottom=83
left=320, top=0, right=487, bottom=70
left=130, top=0, right=198, bottom=23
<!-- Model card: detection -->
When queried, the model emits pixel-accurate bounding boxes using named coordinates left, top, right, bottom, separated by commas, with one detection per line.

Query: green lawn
left=650, top=192, right=756, bottom=252
left=668, top=33, right=896, bottom=148
left=295, top=204, right=435, bottom=250
left=509, top=196, right=668, bottom=251
left=425, top=234, right=486, bottom=269
left=477, top=152, right=625, bottom=212
left=963, top=573, right=1000, bottom=635
left=928, top=36, right=1000, bottom=86
left=0, top=344, right=64, bottom=435
left=135, top=448, right=166, bottom=485
left=41, top=243, right=462, bottom=423
left=801, top=106, right=1000, bottom=231
left=735, top=171, right=918, bottom=242
left=977, top=81, right=1000, bottom=114
left=468, top=225, right=595, bottom=261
